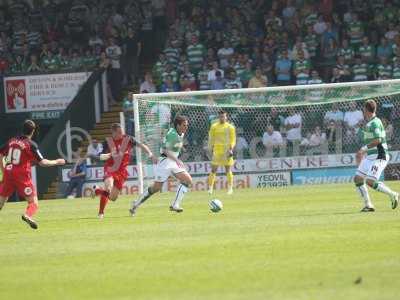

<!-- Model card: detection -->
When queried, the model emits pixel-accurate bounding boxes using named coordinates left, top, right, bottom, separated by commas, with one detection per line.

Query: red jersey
left=102, top=135, right=137, bottom=174
left=0, top=136, right=43, bottom=175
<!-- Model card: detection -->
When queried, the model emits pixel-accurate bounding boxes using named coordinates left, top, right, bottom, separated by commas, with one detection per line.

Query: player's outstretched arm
left=137, top=142, right=157, bottom=163
left=39, top=158, right=66, bottom=167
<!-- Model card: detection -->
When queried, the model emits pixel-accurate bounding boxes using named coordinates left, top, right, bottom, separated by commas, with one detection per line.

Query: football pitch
left=0, top=183, right=399, bottom=300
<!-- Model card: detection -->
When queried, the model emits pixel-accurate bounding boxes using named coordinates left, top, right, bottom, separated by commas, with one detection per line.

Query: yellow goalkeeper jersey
left=208, top=121, right=236, bottom=155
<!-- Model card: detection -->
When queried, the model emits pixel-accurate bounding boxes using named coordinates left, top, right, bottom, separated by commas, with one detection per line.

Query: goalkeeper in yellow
left=207, top=110, right=236, bottom=195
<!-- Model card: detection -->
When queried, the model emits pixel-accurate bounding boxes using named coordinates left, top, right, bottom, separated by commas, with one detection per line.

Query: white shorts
left=154, top=157, right=186, bottom=182
left=356, top=157, right=388, bottom=180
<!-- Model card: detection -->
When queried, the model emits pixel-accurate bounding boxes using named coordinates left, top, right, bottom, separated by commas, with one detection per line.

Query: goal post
left=132, top=79, right=400, bottom=193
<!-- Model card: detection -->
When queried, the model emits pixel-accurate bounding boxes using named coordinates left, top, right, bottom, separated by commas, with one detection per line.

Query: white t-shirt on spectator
left=236, top=136, right=249, bottom=151
left=217, top=47, right=234, bottom=68
left=87, top=143, right=103, bottom=157
left=314, top=21, right=327, bottom=35
left=140, top=81, right=156, bottom=93
left=150, top=103, right=171, bottom=126
left=309, top=133, right=327, bottom=146
left=344, top=110, right=363, bottom=127
left=106, top=45, right=122, bottom=69
left=285, top=114, right=302, bottom=141
left=262, top=131, right=283, bottom=146
left=324, top=110, right=344, bottom=122
left=208, top=69, right=224, bottom=81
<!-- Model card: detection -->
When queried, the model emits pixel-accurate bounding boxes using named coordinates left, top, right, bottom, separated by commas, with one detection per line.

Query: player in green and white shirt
left=354, top=100, right=398, bottom=212
left=130, top=116, right=192, bottom=215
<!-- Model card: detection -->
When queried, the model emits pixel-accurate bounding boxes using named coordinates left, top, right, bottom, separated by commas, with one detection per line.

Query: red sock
left=25, top=202, right=38, bottom=217
left=95, top=187, right=110, bottom=197
left=99, top=195, right=109, bottom=215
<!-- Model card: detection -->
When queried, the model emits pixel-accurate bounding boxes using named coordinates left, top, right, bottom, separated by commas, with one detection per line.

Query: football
left=209, top=199, right=223, bottom=213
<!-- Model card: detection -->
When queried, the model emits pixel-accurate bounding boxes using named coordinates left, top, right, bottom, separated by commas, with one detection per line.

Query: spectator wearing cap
left=210, top=70, right=225, bottom=90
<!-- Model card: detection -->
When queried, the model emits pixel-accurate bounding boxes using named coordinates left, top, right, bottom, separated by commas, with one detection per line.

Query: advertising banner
left=4, top=72, right=91, bottom=113
left=69, top=172, right=291, bottom=197
left=292, top=168, right=357, bottom=185
left=61, top=151, right=400, bottom=182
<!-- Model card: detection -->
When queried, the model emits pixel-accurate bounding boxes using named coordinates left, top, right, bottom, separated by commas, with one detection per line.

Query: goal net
left=131, top=80, right=400, bottom=193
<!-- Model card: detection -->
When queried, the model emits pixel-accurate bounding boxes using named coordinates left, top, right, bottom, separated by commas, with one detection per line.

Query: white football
left=209, top=199, right=223, bottom=212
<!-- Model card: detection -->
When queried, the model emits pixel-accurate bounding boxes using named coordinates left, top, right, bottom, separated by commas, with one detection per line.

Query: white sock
left=374, top=182, right=395, bottom=197
left=171, top=184, right=188, bottom=208
left=133, top=188, right=152, bottom=208
left=356, top=184, right=373, bottom=208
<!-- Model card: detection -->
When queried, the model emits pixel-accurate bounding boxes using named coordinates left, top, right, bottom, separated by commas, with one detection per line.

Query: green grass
left=1, top=183, right=400, bottom=300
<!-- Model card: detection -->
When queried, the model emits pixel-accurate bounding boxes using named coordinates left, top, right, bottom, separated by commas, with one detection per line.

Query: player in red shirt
left=92, top=123, right=157, bottom=218
left=0, top=120, right=65, bottom=229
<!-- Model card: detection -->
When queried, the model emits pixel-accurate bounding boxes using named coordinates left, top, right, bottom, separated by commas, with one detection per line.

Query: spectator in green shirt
left=42, top=51, right=60, bottom=71
left=10, top=54, right=26, bottom=73
left=82, top=48, right=98, bottom=70
left=26, top=54, right=41, bottom=73
left=358, top=36, right=375, bottom=63
left=70, top=51, right=82, bottom=70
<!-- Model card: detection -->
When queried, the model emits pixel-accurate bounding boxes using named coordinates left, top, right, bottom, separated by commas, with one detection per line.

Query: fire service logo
left=6, top=79, right=27, bottom=110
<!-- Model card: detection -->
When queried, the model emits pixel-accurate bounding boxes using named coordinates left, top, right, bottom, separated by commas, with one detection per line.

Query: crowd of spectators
left=0, top=0, right=169, bottom=95
left=147, top=0, right=400, bottom=93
